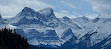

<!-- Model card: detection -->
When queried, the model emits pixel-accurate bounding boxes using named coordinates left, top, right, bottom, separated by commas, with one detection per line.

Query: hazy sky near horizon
left=0, top=0, right=111, bottom=18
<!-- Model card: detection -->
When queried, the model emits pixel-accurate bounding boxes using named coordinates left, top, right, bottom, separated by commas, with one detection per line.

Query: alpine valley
left=0, top=7, right=111, bottom=49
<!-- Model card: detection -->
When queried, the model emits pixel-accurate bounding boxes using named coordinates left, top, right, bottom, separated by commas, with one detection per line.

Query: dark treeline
left=0, top=28, right=57, bottom=49
left=0, top=28, right=30, bottom=49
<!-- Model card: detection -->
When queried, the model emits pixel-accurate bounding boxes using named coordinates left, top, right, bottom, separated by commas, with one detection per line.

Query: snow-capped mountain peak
left=39, top=7, right=56, bottom=18
left=22, top=7, right=35, bottom=13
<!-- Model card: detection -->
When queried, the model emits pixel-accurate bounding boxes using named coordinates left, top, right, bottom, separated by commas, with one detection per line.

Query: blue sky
left=0, top=0, right=110, bottom=18
left=39, top=0, right=98, bottom=18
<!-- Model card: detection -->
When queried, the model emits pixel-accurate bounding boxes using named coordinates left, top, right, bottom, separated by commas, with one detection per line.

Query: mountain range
left=0, top=7, right=111, bottom=49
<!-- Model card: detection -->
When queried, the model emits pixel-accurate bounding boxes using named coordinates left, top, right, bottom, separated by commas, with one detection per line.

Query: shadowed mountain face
left=60, top=35, right=77, bottom=49
left=0, top=14, right=2, bottom=20
left=91, top=34, right=111, bottom=49
left=0, top=14, right=2, bottom=23
left=61, top=30, right=111, bottom=49
left=61, top=28, right=74, bottom=41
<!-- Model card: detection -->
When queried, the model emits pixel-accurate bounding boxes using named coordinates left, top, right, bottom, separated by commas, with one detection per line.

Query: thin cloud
left=55, top=10, right=77, bottom=18
left=86, top=0, right=111, bottom=17
left=61, top=1, right=76, bottom=8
